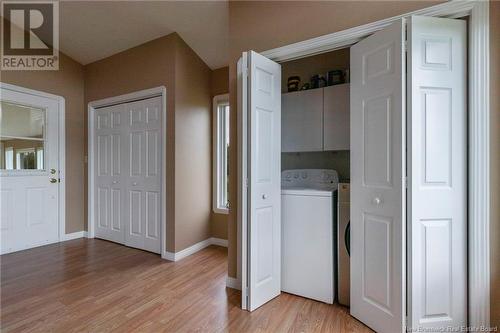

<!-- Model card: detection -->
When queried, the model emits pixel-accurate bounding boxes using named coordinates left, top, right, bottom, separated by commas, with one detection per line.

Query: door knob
left=262, top=194, right=268, bottom=199
left=112, top=180, right=118, bottom=184
left=50, top=168, right=56, bottom=174
left=50, top=178, right=57, bottom=183
left=373, top=197, right=381, bottom=205
left=132, top=182, right=138, bottom=186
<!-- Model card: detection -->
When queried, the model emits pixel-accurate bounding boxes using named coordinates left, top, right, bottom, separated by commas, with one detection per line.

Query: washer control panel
left=281, top=169, right=339, bottom=190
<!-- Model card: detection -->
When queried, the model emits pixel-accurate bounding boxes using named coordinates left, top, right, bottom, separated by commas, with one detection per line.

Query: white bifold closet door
left=94, top=96, right=162, bottom=254
left=239, top=50, right=282, bottom=311
left=350, top=19, right=406, bottom=333
left=351, top=15, right=466, bottom=333
left=407, top=16, right=467, bottom=330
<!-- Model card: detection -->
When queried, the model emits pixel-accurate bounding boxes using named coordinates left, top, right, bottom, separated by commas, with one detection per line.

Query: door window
left=0, top=101, right=45, bottom=170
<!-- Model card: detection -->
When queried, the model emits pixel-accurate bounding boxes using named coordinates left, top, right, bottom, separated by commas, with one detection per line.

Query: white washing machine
left=337, top=183, right=350, bottom=306
left=281, top=169, right=338, bottom=304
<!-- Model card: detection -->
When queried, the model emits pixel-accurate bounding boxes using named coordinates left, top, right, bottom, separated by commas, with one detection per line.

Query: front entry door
left=94, top=96, right=162, bottom=254
left=0, top=85, right=61, bottom=254
left=350, top=20, right=406, bottom=332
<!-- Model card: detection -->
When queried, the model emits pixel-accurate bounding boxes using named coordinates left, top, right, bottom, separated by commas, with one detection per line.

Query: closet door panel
left=94, top=104, right=126, bottom=244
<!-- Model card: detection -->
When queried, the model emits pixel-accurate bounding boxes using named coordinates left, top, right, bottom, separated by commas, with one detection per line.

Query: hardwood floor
left=0, top=239, right=372, bottom=333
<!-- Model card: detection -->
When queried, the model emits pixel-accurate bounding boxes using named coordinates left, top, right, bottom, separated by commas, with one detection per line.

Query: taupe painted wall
left=228, top=1, right=500, bottom=324
left=211, top=66, right=229, bottom=240
left=1, top=53, right=86, bottom=234
left=173, top=37, right=213, bottom=251
left=85, top=33, right=213, bottom=253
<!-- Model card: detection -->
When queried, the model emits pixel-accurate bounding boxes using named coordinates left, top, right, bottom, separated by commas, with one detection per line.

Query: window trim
left=213, top=93, right=230, bottom=214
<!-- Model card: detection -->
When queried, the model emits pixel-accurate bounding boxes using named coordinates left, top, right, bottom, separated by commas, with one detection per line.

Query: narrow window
left=213, top=94, right=230, bottom=214
left=5, top=147, right=13, bottom=170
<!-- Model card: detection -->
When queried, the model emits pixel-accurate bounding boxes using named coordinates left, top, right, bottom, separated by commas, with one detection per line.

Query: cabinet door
left=282, top=89, right=323, bottom=152
left=323, top=84, right=350, bottom=151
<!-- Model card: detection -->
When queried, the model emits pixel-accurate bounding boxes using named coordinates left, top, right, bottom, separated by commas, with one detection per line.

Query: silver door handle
left=112, top=180, right=118, bottom=184
left=132, top=182, right=137, bottom=186
left=262, top=194, right=268, bottom=199
left=373, top=197, right=381, bottom=205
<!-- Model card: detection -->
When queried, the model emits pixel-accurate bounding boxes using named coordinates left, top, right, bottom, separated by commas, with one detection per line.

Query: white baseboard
left=62, top=231, right=88, bottom=241
left=226, top=276, right=241, bottom=290
left=162, top=237, right=229, bottom=261
left=210, top=237, right=228, bottom=247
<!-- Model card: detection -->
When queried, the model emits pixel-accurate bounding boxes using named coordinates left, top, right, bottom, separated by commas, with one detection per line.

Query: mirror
left=0, top=101, right=45, bottom=170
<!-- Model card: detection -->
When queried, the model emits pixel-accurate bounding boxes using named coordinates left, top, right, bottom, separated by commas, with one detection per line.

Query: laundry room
left=279, top=48, right=351, bottom=308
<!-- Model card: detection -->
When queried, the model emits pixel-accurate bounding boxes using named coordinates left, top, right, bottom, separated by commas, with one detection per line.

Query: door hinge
left=404, top=40, right=408, bottom=52
left=245, top=178, right=249, bottom=188
left=405, top=176, right=408, bottom=188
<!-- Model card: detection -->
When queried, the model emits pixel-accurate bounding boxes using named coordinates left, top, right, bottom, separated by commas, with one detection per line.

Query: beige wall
left=85, top=33, right=213, bottom=253
left=1, top=53, right=86, bottom=234
left=490, top=1, right=500, bottom=327
left=211, top=66, right=230, bottom=240
left=173, top=37, right=213, bottom=251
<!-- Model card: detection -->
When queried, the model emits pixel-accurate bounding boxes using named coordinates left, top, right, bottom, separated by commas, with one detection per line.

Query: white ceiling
left=59, top=1, right=228, bottom=69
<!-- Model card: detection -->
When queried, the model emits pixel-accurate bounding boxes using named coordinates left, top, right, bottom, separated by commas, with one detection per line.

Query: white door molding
left=239, top=0, right=490, bottom=327
left=88, top=86, right=168, bottom=259
left=0, top=82, right=66, bottom=245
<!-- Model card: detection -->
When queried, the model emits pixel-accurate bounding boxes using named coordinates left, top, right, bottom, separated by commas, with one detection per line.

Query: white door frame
left=87, top=86, right=167, bottom=259
left=238, top=0, right=490, bottom=327
left=0, top=82, right=66, bottom=243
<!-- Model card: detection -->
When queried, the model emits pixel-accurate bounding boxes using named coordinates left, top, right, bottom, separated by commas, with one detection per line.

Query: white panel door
left=350, top=20, right=405, bottom=333
left=124, top=97, right=162, bottom=253
left=94, top=96, right=161, bottom=254
left=407, top=16, right=467, bottom=330
left=246, top=50, right=281, bottom=311
left=94, top=103, right=126, bottom=244
left=0, top=86, right=60, bottom=254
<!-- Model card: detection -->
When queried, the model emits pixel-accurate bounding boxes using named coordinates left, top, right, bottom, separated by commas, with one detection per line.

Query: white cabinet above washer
left=324, top=84, right=350, bottom=151
left=281, top=84, right=350, bottom=152
left=281, top=89, right=323, bottom=152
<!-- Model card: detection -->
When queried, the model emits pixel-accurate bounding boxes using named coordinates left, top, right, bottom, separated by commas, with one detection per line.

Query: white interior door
left=244, top=50, right=281, bottom=311
left=407, top=15, right=467, bottom=330
left=350, top=20, right=406, bottom=332
left=94, top=96, right=162, bottom=254
left=124, top=97, right=162, bottom=253
left=94, top=103, right=126, bottom=244
left=0, top=86, right=61, bottom=254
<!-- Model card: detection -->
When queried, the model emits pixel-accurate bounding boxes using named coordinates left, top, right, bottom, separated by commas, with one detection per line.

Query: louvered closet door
left=94, top=96, right=161, bottom=254
left=123, top=97, right=162, bottom=253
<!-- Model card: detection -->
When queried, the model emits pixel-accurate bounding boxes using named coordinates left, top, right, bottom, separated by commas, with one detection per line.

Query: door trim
left=0, top=82, right=66, bottom=244
left=238, top=0, right=490, bottom=327
left=87, top=86, right=167, bottom=259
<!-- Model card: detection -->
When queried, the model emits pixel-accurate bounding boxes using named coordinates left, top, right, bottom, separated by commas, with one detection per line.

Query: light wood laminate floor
left=0, top=238, right=372, bottom=333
